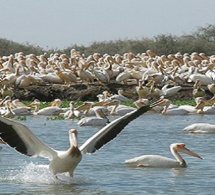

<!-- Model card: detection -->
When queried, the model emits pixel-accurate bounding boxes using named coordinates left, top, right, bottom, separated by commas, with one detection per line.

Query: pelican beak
left=179, top=147, right=202, bottom=159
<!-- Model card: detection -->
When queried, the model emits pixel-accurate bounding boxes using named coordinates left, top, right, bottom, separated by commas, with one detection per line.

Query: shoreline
left=11, top=82, right=213, bottom=102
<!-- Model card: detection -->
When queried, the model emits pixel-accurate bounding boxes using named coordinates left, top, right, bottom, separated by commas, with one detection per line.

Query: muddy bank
left=11, top=83, right=211, bottom=102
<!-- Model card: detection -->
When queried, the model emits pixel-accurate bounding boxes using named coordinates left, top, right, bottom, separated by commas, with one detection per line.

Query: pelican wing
left=0, top=117, right=57, bottom=160
left=80, top=105, right=151, bottom=154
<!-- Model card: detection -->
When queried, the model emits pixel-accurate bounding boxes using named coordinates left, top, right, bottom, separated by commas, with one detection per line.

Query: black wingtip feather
left=0, top=117, right=28, bottom=155
left=93, top=105, right=151, bottom=152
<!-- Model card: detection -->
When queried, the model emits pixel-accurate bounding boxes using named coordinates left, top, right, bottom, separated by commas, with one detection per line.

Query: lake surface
left=0, top=112, right=215, bottom=195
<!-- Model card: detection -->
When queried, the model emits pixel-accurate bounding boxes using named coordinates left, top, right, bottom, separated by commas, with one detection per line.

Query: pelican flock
left=2, top=48, right=215, bottom=179
left=0, top=101, right=162, bottom=177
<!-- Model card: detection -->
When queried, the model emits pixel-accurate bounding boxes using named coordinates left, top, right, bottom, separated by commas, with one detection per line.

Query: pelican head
left=69, top=129, right=78, bottom=148
left=171, top=143, right=202, bottom=159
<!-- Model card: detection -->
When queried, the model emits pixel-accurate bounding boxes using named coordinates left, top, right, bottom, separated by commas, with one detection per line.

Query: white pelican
left=2, top=99, right=16, bottom=118
left=60, top=101, right=81, bottom=119
left=76, top=101, right=109, bottom=117
left=161, top=84, right=182, bottom=97
left=153, top=98, right=189, bottom=115
left=124, top=143, right=202, bottom=168
left=11, top=99, right=32, bottom=116
left=207, top=83, right=215, bottom=96
left=107, top=89, right=131, bottom=102
left=136, top=80, right=149, bottom=99
left=78, top=108, right=109, bottom=127
left=30, top=99, right=64, bottom=116
left=192, top=80, right=205, bottom=98
left=0, top=103, right=157, bottom=177
left=105, top=100, right=136, bottom=116
left=195, top=97, right=215, bottom=114
left=183, top=123, right=215, bottom=134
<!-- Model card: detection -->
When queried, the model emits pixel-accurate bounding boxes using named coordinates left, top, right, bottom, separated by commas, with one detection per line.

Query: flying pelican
left=124, top=143, right=202, bottom=168
left=183, top=123, right=215, bottom=134
left=0, top=101, right=162, bottom=177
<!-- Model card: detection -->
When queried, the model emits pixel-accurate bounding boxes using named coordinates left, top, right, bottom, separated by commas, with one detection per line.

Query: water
left=0, top=113, right=214, bottom=194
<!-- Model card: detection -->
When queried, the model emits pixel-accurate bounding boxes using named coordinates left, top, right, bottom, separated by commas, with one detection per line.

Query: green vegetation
left=1, top=24, right=215, bottom=57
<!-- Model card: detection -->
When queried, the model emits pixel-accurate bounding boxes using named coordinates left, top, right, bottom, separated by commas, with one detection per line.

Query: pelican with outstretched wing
left=0, top=100, right=164, bottom=177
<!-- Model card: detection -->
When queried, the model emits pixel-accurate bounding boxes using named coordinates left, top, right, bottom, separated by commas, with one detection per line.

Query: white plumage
left=125, top=143, right=202, bottom=168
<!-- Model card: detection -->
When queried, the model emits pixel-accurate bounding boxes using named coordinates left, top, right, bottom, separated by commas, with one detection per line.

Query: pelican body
left=0, top=102, right=159, bottom=177
left=183, top=123, right=215, bottom=134
left=125, top=143, right=202, bottom=168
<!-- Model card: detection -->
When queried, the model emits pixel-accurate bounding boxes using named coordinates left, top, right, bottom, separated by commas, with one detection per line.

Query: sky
left=1, top=0, right=215, bottom=50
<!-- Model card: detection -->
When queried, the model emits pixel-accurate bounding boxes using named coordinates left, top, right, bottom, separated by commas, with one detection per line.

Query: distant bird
left=105, top=100, right=136, bottom=116
left=192, top=80, right=205, bottom=98
left=0, top=101, right=161, bottom=177
left=136, top=80, right=149, bottom=99
left=78, top=108, right=109, bottom=127
left=183, top=123, right=215, bottom=134
left=207, top=83, right=215, bottom=97
left=152, top=97, right=189, bottom=115
left=124, top=143, right=202, bottom=168
left=30, top=99, right=64, bottom=116
left=107, top=89, right=131, bottom=102
left=161, top=84, right=182, bottom=97
left=60, top=101, right=81, bottom=119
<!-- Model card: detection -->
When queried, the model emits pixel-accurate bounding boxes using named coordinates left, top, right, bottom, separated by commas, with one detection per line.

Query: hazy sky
left=1, top=0, right=215, bottom=49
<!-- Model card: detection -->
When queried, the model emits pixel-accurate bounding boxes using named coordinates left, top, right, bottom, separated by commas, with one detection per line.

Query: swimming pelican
left=183, top=123, right=215, bottom=134
left=105, top=100, right=136, bottom=116
left=0, top=102, right=159, bottom=177
left=78, top=108, right=109, bottom=127
left=124, top=143, right=202, bottom=168
left=153, top=97, right=189, bottom=115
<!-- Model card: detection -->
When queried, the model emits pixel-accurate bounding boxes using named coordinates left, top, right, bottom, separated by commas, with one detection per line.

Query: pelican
left=207, top=83, right=215, bottom=96
left=0, top=102, right=160, bottom=177
left=30, top=99, right=64, bottom=116
left=105, top=100, right=136, bottom=116
left=153, top=97, right=189, bottom=115
left=192, top=80, right=205, bottom=98
left=60, top=101, right=81, bottom=119
left=161, top=84, right=182, bottom=97
left=136, top=80, right=149, bottom=99
left=2, top=99, right=16, bottom=118
left=183, top=123, right=215, bottom=134
left=107, top=89, right=131, bottom=102
left=124, top=143, right=202, bottom=168
left=78, top=108, right=109, bottom=127
left=195, top=97, right=215, bottom=114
